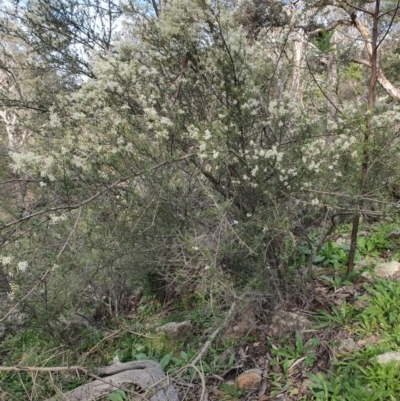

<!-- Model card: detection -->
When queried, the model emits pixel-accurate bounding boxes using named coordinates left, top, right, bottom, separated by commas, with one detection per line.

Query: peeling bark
left=351, top=13, right=400, bottom=101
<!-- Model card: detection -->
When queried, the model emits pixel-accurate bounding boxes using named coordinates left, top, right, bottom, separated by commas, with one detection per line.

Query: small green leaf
left=107, top=390, right=127, bottom=401
left=160, top=352, right=173, bottom=370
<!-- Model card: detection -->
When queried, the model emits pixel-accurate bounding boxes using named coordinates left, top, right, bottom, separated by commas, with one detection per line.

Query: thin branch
left=0, top=268, right=52, bottom=323
left=0, top=154, right=193, bottom=229
left=377, top=0, right=400, bottom=48
left=302, top=19, right=351, bottom=36
left=305, top=57, right=343, bottom=115
left=56, top=207, right=81, bottom=260
left=191, top=301, right=236, bottom=366
left=342, top=0, right=374, bottom=15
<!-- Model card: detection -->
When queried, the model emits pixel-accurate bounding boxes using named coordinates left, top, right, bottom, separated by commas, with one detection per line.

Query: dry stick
left=192, top=301, right=236, bottom=366
left=188, top=363, right=206, bottom=401
left=0, top=366, right=86, bottom=373
left=306, top=189, right=400, bottom=206
left=125, top=329, right=163, bottom=339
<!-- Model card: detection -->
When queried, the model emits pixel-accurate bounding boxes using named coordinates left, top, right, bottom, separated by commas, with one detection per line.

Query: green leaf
left=314, top=255, right=325, bottom=263
left=107, top=390, right=127, bottom=401
left=160, top=352, right=173, bottom=370
left=134, top=353, right=149, bottom=360
left=220, top=383, right=242, bottom=397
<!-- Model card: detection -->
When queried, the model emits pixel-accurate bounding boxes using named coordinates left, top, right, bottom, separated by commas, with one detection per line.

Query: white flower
left=311, top=198, right=319, bottom=206
left=233, top=220, right=239, bottom=225
left=1, top=256, right=12, bottom=266
left=213, top=151, right=219, bottom=159
left=251, top=165, right=259, bottom=176
left=17, top=261, right=28, bottom=272
left=50, top=214, right=67, bottom=225
left=204, top=265, right=210, bottom=270
left=341, top=141, right=350, bottom=150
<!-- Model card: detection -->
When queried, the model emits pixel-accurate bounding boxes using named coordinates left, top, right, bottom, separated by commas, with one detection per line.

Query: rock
left=156, top=321, right=192, bottom=339
left=223, top=303, right=259, bottom=340
left=237, top=369, right=262, bottom=390
left=374, top=261, right=400, bottom=279
left=335, top=237, right=349, bottom=246
left=355, top=258, right=380, bottom=270
left=335, top=338, right=359, bottom=354
left=0, top=302, right=29, bottom=339
left=264, top=311, right=313, bottom=339
left=388, top=230, right=400, bottom=239
left=357, top=335, right=382, bottom=347
left=5, top=310, right=28, bottom=327
left=370, top=351, right=400, bottom=365
left=359, top=271, right=374, bottom=282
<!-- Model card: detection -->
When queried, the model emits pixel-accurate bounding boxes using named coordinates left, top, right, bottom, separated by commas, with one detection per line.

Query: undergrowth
left=1, top=221, right=400, bottom=400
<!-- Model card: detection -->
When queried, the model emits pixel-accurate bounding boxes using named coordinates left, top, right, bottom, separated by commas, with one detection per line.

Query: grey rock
left=370, top=351, right=400, bottom=365
left=223, top=303, right=259, bottom=340
left=360, top=271, right=374, bottom=282
left=156, top=321, right=192, bottom=339
left=374, top=261, right=400, bottom=278
left=388, top=230, right=400, bottom=239
left=6, top=310, right=28, bottom=327
left=355, top=258, right=380, bottom=270
left=264, top=311, right=313, bottom=339
left=336, top=338, right=359, bottom=354
left=335, top=237, right=349, bottom=246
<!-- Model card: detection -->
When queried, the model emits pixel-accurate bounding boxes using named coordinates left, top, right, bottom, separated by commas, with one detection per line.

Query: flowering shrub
left=1, top=0, right=400, bottom=329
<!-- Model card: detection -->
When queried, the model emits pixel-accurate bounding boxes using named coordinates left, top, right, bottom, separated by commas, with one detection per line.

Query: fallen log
left=47, top=360, right=179, bottom=401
